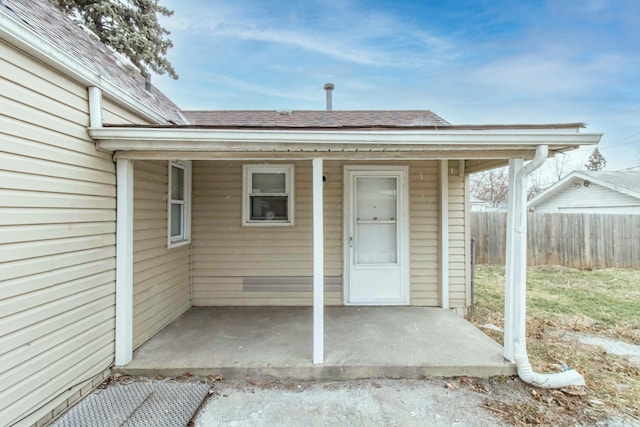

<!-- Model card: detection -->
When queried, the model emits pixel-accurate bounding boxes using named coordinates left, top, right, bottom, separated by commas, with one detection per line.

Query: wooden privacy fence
left=471, top=212, right=640, bottom=268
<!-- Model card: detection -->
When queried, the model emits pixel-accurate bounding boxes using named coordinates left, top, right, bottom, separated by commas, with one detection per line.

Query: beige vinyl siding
left=0, top=41, right=116, bottom=426
left=102, top=97, right=153, bottom=125
left=191, top=160, right=342, bottom=306
left=133, top=161, right=191, bottom=348
left=408, top=161, right=440, bottom=305
left=192, top=160, right=452, bottom=307
left=447, top=163, right=468, bottom=308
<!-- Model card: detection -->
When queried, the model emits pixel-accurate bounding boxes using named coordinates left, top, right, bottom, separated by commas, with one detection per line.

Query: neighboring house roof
left=182, top=110, right=451, bottom=128
left=588, top=171, right=640, bottom=194
left=528, top=170, right=640, bottom=209
left=0, top=0, right=186, bottom=124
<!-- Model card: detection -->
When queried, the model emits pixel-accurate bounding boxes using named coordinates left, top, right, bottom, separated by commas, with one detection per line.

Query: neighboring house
left=0, top=0, right=602, bottom=425
left=470, top=199, right=508, bottom=212
left=528, top=170, right=640, bottom=213
left=470, top=196, right=489, bottom=211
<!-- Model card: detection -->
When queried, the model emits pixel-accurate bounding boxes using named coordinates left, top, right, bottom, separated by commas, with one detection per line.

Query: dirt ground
left=191, top=376, right=639, bottom=426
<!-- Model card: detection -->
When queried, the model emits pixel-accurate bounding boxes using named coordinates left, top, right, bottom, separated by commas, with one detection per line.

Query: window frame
left=167, top=160, right=192, bottom=248
left=242, top=164, right=295, bottom=226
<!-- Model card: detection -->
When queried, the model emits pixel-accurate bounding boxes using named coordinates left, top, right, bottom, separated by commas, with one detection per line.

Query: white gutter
left=508, top=145, right=586, bottom=388
left=0, top=9, right=169, bottom=124
left=88, top=127, right=603, bottom=150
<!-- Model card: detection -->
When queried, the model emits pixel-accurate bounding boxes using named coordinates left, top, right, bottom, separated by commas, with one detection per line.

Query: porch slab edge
left=115, top=363, right=517, bottom=380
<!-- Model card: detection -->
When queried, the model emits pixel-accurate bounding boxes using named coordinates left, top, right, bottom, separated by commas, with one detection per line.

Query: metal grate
left=51, top=381, right=210, bottom=427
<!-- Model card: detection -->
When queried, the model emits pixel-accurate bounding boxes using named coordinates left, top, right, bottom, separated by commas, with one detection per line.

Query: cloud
left=208, top=23, right=384, bottom=66
left=200, top=72, right=319, bottom=103
left=165, top=0, right=455, bottom=69
left=466, top=52, right=625, bottom=95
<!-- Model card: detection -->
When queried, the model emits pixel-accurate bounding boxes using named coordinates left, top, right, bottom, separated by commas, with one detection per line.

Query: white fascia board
left=0, top=10, right=168, bottom=124
left=527, top=174, right=577, bottom=208
left=89, top=127, right=603, bottom=151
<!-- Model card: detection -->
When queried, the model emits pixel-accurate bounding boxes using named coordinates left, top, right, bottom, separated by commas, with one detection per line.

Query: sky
left=154, top=0, right=640, bottom=173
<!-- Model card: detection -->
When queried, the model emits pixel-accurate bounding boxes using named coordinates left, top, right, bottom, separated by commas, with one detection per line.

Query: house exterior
left=1, top=1, right=185, bottom=425
left=529, top=170, right=640, bottom=213
left=1, top=0, right=602, bottom=425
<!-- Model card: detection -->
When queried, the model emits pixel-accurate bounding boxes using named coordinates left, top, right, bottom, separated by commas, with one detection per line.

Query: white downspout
left=88, top=86, right=103, bottom=128
left=510, top=145, right=585, bottom=388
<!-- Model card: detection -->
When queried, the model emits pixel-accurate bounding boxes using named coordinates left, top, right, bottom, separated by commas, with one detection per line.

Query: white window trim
left=242, top=164, right=294, bottom=226
left=168, top=160, right=192, bottom=248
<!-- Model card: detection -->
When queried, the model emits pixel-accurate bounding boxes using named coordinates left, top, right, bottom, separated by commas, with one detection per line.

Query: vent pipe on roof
left=145, top=74, right=151, bottom=92
left=324, top=83, right=334, bottom=111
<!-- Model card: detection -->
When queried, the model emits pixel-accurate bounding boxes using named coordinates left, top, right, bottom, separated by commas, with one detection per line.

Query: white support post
left=312, top=158, right=324, bottom=364
left=514, top=160, right=531, bottom=352
left=504, top=145, right=547, bottom=363
left=504, top=158, right=523, bottom=362
left=440, top=160, right=449, bottom=309
left=115, top=159, right=134, bottom=365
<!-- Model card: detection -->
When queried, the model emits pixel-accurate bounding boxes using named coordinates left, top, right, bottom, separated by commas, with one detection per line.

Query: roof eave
left=0, top=7, right=171, bottom=124
left=90, top=127, right=602, bottom=146
left=89, top=127, right=602, bottom=154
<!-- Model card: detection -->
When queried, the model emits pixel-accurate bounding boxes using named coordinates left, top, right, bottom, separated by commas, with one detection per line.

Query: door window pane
left=356, top=223, right=397, bottom=264
left=356, top=177, right=396, bottom=220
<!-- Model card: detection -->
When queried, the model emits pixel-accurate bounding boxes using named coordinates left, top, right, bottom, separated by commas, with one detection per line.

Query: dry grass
left=468, top=265, right=640, bottom=423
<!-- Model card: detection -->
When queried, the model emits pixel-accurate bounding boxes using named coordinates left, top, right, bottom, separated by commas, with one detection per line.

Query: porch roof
left=89, top=123, right=602, bottom=172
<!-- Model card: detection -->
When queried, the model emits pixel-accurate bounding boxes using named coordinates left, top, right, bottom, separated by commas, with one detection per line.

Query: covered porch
left=86, top=104, right=601, bottom=374
left=118, top=306, right=516, bottom=379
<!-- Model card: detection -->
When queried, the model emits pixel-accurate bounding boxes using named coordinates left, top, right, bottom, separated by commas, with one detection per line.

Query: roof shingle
left=2, top=0, right=186, bottom=124
left=581, top=171, right=640, bottom=195
left=182, top=110, right=451, bottom=128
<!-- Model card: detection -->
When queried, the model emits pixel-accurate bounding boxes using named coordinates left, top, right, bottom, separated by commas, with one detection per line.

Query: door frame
left=342, top=165, right=410, bottom=305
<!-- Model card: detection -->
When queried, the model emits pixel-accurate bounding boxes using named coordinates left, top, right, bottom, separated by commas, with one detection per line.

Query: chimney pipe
left=324, top=83, right=334, bottom=111
left=145, top=74, right=152, bottom=92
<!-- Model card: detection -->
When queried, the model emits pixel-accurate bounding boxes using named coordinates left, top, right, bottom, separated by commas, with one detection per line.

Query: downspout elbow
left=515, top=343, right=585, bottom=389
left=516, top=145, right=548, bottom=183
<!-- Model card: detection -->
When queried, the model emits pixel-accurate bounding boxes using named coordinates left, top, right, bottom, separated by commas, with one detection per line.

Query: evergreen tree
left=50, top=0, right=178, bottom=79
left=584, top=147, right=606, bottom=171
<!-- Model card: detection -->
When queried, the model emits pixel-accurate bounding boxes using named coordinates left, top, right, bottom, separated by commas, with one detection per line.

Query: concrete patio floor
left=119, top=307, right=516, bottom=379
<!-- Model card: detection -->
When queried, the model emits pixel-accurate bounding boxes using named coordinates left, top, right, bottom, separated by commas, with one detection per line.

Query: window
left=243, top=165, right=294, bottom=226
left=168, top=160, right=191, bottom=247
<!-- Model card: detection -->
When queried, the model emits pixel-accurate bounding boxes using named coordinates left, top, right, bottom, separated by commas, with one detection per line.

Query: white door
left=344, top=166, right=409, bottom=305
